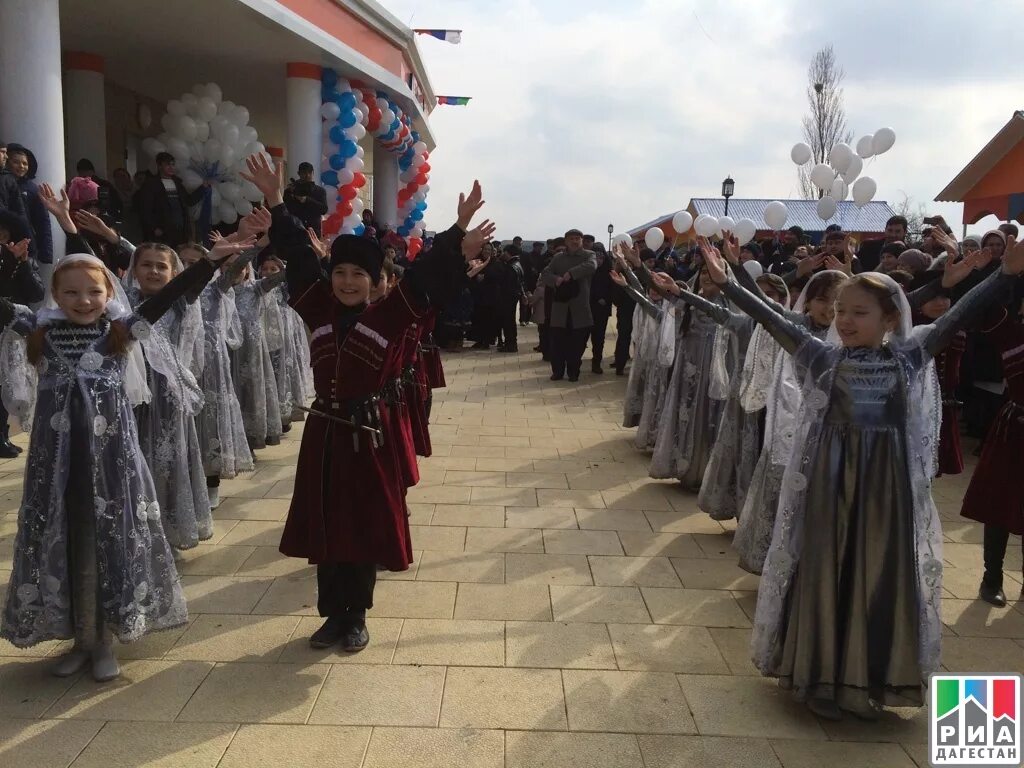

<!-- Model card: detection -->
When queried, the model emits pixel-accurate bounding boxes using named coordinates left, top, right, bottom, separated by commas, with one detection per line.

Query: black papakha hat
left=329, top=235, right=384, bottom=283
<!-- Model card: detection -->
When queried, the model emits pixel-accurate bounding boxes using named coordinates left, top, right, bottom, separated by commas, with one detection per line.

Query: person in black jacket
left=588, top=243, right=614, bottom=373
left=137, top=152, right=206, bottom=247
left=6, top=144, right=53, bottom=264
left=0, top=208, right=43, bottom=456
left=497, top=244, right=526, bottom=352
left=75, top=158, right=122, bottom=221
left=283, top=162, right=329, bottom=236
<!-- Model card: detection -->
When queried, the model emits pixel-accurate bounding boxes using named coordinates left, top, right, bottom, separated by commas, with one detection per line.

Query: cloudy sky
left=386, top=0, right=1020, bottom=241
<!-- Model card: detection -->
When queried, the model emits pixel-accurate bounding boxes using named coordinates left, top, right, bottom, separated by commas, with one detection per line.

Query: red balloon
left=406, top=182, right=419, bottom=193
left=415, top=173, right=427, bottom=185
left=339, top=184, right=357, bottom=200
left=352, top=172, right=366, bottom=189
left=339, top=201, right=353, bottom=217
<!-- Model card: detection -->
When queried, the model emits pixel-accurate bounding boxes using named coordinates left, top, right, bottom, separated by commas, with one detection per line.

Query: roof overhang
left=935, top=110, right=1024, bottom=203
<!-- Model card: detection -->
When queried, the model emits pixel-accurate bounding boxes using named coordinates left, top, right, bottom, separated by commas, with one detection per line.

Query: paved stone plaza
left=1, top=325, right=1022, bottom=767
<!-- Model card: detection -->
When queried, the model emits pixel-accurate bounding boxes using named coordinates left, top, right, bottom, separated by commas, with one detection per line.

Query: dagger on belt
left=294, top=405, right=383, bottom=440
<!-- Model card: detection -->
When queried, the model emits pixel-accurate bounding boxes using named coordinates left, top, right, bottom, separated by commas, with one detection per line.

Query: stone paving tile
left=505, top=731, right=644, bottom=768
left=589, top=555, right=682, bottom=587
left=608, top=623, right=729, bottom=673
left=372, top=580, right=457, bottom=619
left=440, top=667, right=567, bottom=730
left=562, top=669, right=696, bottom=734
left=217, top=724, right=369, bottom=768
left=279, top=617, right=403, bottom=665
left=505, top=553, right=593, bottom=585
left=179, top=575, right=274, bottom=615
left=505, top=506, right=580, bottom=529
left=768, top=739, right=919, bottom=768
left=70, top=721, right=238, bottom=768
left=550, top=585, right=651, bottom=623
left=165, top=614, right=300, bottom=663
left=362, top=727, right=504, bottom=768
left=308, top=664, right=446, bottom=726
left=637, top=734, right=782, bottom=768
left=176, top=662, right=328, bottom=724
left=641, top=587, right=751, bottom=627
left=0, top=719, right=105, bottom=768
left=505, top=621, right=617, bottom=669
left=0, top=658, right=82, bottom=718
left=463, top=527, right=544, bottom=553
left=394, top=618, right=505, bottom=666
left=454, top=583, right=552, bottom=621
left=431, top=503, right=505, bottom=528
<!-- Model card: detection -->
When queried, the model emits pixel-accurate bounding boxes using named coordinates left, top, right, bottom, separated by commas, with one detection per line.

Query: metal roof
left=629, top=198, right=898, bottom=236
left=935, top=111, right=1024, bottom=202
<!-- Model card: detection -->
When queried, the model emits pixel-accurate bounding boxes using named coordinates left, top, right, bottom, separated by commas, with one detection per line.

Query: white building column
left=372, top=144, right=399, bottom=228
left=285, top=63, right=323, bottom=181
left=0, top=0, right=67, bottom=263
left=63, top=51, right=108, bottom=176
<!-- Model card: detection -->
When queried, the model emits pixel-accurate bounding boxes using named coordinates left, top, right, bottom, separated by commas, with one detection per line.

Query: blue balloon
left=328, top=125, right=346, bottom=145
left=397, top=226, right=410, bottom=236
left=410, top=210, right=424, bottom=221
left=354, top=224, right=366, bottom=236
left=399, top=160, right=411, bottom=171
left=411, top=130, right=420, bottom=142
left=329, top=154, right=345, bottom=171
left=340, top=140, right=358, bottom=158
left=322, top=69, right=338, bottom=88
left=416, top=201, right=427, bottom=211
left=339, top=91, right=357, bottom=111
left=390, top=119, right=400, bottom=131
left=321, top=170, right=339, bottom=186
left=340, top=110, right=357, bottom=128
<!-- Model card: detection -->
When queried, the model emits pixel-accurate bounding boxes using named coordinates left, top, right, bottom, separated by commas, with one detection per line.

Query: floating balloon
left=644, top=227, right=665, bottom=250
left=871, top=127, right=896, bottom=156
left=828, top=143, right=853, bottom=174
left=790, top=142, right=812, bottom=166
left=718, top=215, right=736, bottom=234
left=855, top=135, right=874, bottom=159
left=694, top=214, right=719, bottom=238
left=810, top=163, right=835, bottom=190
left=763, top=201, right=788, bottom=230
left=842, top=154, right=864, bottom=183
left=732, top=218, right=757, bottom=247
left=830, top=177, right=848, bottom=201
left=851, top=176, right=877, bottom=208
left=816, top=195, right=837, bottom=221
left=743, top=261, right=764, bottom=279
left=671, top=210, right=693, bottom=234
left=612, top=233, right=633, bottom=248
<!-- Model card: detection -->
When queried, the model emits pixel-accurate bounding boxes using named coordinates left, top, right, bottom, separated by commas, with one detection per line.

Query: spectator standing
left=588, top=243, right=613, bottom=373
left=137, top=152, right=205, bottom=247
left=283, top=162, right=328, bottom=236
left=75, top=158, right=122, bottom=220
left=541, top=229, right=598, bottom=382
left=857, top=214, right=908, bottom=272
left=6, top=143, right=53, bottom=265
left=497, top=244, right=526, bottom=352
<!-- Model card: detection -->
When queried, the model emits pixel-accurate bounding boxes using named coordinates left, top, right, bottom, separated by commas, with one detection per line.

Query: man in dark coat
left=6, top=143, right=51, bottom=263
left=541, top=228, right=598, bottom=382
left=137, top=152, right=205, bottom=247
left=856, top=214, right=908, bottom=272
left=588, top=243, right=614, bottom=373
left=497, top=244, right=526, bottom=352
left=283, top=162, right=329, bottom=236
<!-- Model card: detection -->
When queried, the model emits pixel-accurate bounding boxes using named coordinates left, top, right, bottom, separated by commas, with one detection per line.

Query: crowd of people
left=2, top=138, right=1023, bottom=730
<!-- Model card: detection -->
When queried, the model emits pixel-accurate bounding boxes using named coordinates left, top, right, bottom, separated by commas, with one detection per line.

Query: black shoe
left=592, top=362, right=603, bottom=374
left=281, top=422, right=292, bottom=434
left=568, top=374, right=579, bottom=383
left=499, top=343, right=517, bottom=353
left=0, top=440, right=19, bottom=459
left=980, top=581, right=1007, bottom=607
left=550, top=374, right=564, bottom=381
left=309, top=616, right=347, bottom=648
left=532, top=345, right=543, bottom=352
left=12, top=443, right=22, bottom=454
left=615, top=367, right=625, bottom=376
left=341, top=621, right=370, bottom=652
left=470, top=342, right=489, bottom=350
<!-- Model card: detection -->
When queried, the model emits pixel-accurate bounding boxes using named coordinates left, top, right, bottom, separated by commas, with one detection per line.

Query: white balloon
left=234, top=198, right=254, bottom=217
left=851, top=176, right=877, bottom=208
left=243, top=141, right=265, bottom=158
left=188, top=141, right=203, bottom=161
left=644, top=228, right=665, bottom=250
left=356, top=146, right=365, bottom=159
left=166, top=138, right=190, bottom=163
left=320, top=102, right=341, bottom=121
left=872, top=127, right=896, bottom=156
left=160, top=113, right=176, bottom=133
left=671, top=210, right=693, bottom=234
left=412, top=154, right=426, bottom=167
left=732, top=218, right=757, bottom=246
left=612, top=233, right=632, bottom=248
left=349, top=123, right=367, bottom=140
left=816, top=195, right=837, bottom=221
left=830, top=177, right=848, bottom=201
left=337, top=78, right=351, bottom=92
left=828, top=143, right=853, bottom=174
left=357, top=103, right=370, bottom=120
left=219, top=181, right=241, bottom=202
left=856, top=135, right=874, bottom=159
left=241, top=180, right=263, bottom=202
left=337, top=168, right=355, bottom=186
left=743, top=261, right=764, bottom=279
left=205, top=83, right=223, bottom=104
left=381, top=109, right=395, bottom=127
left=219, top=144, right=237, bottom=168
left=180, top=169, right=203, bottom=191
left=141, top=137, right=165, bottom=156
left=195, top=121, right=210, bottom=142
left=177, top=115, right=198, bottom=141
left=231, top=106, right=250, bottom=127
left=196, top=97, right=217, bottom=122
left=763, top=201, right=788, bottom=230
left=240, top=126, right=258, bottom=145
left=346, top=156, right=364, bottom=173
left=217, top=201, right=238, bottom=224
left=203, top=139, right=222, bottom=164
left=219, top=123, right=239, bottom=146
left=810, top=163, right=835, bottom=190
left=167, top=99, right=186, bottom=117
left=790, top=142, right=812, bottom=166
left=210, top=187, right=222, bottom=208
left=694, top=214, right=719, bottom=238
left=413, top=141, right=428, bottom=155
left=718, top=215, right=736, bottom=234
left=219, top=100, right=236, bottom=116
left=841, top=154, right=863, bottom=183
left=192, top=83, right=207, bottom=98
left=351, top=197, right=365, bottom=215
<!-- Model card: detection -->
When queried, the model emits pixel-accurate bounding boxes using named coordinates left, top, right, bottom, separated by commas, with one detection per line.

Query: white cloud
left=393, top=0, right=1022, bottom=239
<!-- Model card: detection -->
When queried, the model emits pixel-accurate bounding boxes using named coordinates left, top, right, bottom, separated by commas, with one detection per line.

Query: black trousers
left=983, top=525, right=1022, bottom=589
left=589, top=304, right=611, bottom=363
left=549, top=322, right=591, bottom=379
left=0, top=399, right=8, bottom=440
left=613, top=300, right=635, bottom=370
left=500, top=299, right=518, bottom=347
left=317, top=562, right=377, bottom=617
left=206, top=475, right=220, bottom=489
left=538, top=323, right=550, bottom=359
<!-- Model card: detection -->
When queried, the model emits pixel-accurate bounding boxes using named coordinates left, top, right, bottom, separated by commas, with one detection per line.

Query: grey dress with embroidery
left=195, top=258, right=255, bottom=479
left=263, top=284, right=313, bottom=424
left=734, top=270, right=1013, bottom=712
left=648, top=288, right=727, bottom=490
left=0, top=312, right=187, bottom=647
left=126, top=286, right=213, bottom=550
left=230, top=270, right=286, bottom=448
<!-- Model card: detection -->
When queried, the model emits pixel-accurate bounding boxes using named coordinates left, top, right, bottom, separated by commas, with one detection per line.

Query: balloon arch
left=319, top=69, right=430, bottom=258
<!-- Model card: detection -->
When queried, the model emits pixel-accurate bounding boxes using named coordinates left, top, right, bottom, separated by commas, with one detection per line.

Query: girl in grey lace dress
left=124, top=244, right=212, bottom=551
left=179, top=244, right=255, bottom=509
left=258, top=253, right=312, bottom=426
left=0, top=245, right=243, bottom=681
left=230, top=256, right=286, bottom=449
left=703, top=242, right=1021, bottom=721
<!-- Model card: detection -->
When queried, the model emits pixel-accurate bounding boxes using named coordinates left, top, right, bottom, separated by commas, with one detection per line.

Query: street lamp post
left=721, top=175, right=735, bottom=216
left=607, top=223, right=614, bottom=252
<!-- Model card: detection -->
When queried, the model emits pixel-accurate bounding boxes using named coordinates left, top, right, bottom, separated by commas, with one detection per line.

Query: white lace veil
left=738, top=275, right=790, bottom=412
left=709, top=261, right=763, bottom=401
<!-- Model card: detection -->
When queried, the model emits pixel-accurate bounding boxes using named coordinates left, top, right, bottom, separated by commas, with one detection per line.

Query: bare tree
left=798, top=46, right=854, bottom=199
left=892, top=193, right=927, bottom=241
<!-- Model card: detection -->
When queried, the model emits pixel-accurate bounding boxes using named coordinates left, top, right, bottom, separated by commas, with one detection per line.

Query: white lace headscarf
left=709, top=260, right=764, bottom=401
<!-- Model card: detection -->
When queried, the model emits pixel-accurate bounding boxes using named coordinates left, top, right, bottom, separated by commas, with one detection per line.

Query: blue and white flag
left=414, top=29, right=462, bottom=44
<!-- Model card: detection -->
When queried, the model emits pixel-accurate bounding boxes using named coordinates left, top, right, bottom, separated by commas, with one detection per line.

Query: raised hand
left=306, top=227, right=328, bottom=260
left=1002, top=236, right=1024, bottom=275
left=824, top=254, right=852, bottom=276
left=239, top=154, right=282, bottom=206
left=236, top=205, right=272, bottom=242
left=698, top=237, right=729, bottom=285
left=931, top=227, right=959, bottom=257
left=615, top=241, right=641, bottom=268
left=796, top=252, right=825, bottom=277
left=610, top=270, right=628, bottom=288
left=456, top=181, right=485, bottom=231
left=209, top=234, right=257, bottom=264
left=941, top=249, right=990, bottom=288
left=721, top=234, right=742, bottom=266
left=462, top=219, right=496, bottom=260
left=8, top=238, right=30, bottom=262
left=39, top=183, right=71, bottom=218
left=651, top=270, right=682, bottom=296
left=73, top=209, right=119, bottom=244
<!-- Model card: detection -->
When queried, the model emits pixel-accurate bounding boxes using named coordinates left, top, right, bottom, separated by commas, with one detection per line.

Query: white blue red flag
left=413, top=29, right=462, bottom=44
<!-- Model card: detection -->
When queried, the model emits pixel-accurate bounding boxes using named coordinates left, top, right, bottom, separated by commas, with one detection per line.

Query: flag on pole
left=414, top=29, right=462, bottom=44
left=436, top=96, right=471, bottom=106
